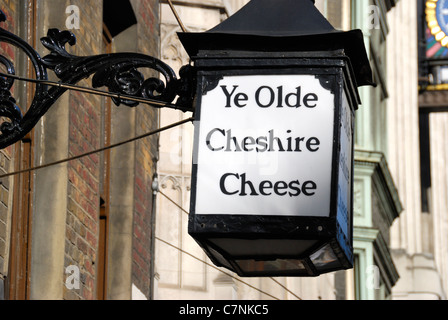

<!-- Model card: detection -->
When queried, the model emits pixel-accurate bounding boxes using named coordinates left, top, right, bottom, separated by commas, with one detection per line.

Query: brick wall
left=0, top=0, right=160, bottom=300
left=62, top=0, right=161, bottom=299
left=132, top=0, right=160, bottom=298
left=0, top=0, right=16, bottom=296
left=63, top=0, right=103, bottom=300
left=0, top=152, right=11, bottom=279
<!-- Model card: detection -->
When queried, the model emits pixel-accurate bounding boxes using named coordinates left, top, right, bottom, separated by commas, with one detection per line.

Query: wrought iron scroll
left=0, top=10, right=195, bottom=149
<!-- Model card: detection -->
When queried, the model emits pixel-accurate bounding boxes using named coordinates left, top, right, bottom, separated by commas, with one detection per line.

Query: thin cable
left=159, top=190, right=189, bottom=215
left=0, top=72, right=193, bottom=112
left=157, top=189, right=303, bottom=300
left=0, top=117, right=194, bottom=179
left=269, top=277, right=302, bottom=300
left=155, top=236, right=280, bottom=300
left=166, top=0, right=188, bottom=33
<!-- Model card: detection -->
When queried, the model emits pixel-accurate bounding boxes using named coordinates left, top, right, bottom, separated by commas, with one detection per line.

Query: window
left=419, top=111, right=431, bottom=213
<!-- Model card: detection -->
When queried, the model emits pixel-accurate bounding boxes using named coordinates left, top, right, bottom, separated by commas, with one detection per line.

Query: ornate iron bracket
left=0, top=10, right=195, bottom=149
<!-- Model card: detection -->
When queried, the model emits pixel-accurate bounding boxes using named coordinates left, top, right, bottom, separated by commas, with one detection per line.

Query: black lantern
left=182, top=0, right=374, bottom=277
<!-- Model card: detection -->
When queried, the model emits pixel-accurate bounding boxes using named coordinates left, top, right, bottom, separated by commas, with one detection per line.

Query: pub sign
left=179, top=0, right=373, bottom=277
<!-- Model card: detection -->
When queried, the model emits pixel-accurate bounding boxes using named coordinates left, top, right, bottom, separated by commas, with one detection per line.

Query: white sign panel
left=193, top=75, right=335, bottom=217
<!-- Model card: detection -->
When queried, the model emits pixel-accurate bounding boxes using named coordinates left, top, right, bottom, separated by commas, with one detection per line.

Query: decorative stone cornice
left=354, top=149, right=403, bottom=225
left=354, top=226, right=400, bottom=291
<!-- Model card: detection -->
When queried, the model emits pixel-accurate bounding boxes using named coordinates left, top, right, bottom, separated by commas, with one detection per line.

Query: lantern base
left=189, top=214, right=353, bottom=277
left=195, top=237, right=353, bottom=277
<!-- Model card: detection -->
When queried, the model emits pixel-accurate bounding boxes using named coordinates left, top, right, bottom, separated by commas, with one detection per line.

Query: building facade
left=0, top=0, right=160, bottom=300
left=0, top=0, right=446, bottom=301
left=391, top=0, right=448, bottom=299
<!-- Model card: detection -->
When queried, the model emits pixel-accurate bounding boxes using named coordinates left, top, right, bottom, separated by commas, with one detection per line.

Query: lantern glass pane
left=206, top=244, right=233, bottom=270
left=209, top=238, right=319, bottom=257
left=235, top=258, right=307, bottom=275
left=310, top=243, right=340, bottom=271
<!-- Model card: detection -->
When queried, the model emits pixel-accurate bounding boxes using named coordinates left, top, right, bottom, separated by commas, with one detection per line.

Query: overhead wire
left=166, top=0, right=188, bottom=33
left=0, top=117, right=194, bottom=179
left=155, top=236, right=281, bottom=300
left=159, top=190, right=189, bottom=215
left=270, top=278, right=302, bottom=300
left=0, top=72, right=192, bottom=112
left=157, top=189, right=303, bottom=300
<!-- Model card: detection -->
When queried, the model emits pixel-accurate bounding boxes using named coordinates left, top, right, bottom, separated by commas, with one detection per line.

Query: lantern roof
left=206, top=0, right=334, bottom=37
left=178, top=0, right=374, bottom=87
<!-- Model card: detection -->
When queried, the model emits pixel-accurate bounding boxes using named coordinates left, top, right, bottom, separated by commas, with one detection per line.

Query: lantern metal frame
left=188, top=50, right=358, bottom=277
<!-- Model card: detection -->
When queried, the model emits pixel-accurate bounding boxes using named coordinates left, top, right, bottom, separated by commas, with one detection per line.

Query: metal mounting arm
left=0, top=10, right=195, bottom=149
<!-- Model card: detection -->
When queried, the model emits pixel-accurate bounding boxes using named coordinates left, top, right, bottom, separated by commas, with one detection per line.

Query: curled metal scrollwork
left=0, top=11, right=195, bottom=149
left=0, top=55, right=21, bottom=135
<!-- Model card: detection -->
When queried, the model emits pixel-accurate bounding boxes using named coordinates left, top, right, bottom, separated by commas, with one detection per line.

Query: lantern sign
left=195, top=74, right=335, bottom=217
left=180, top=0, right=374, bottom=277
